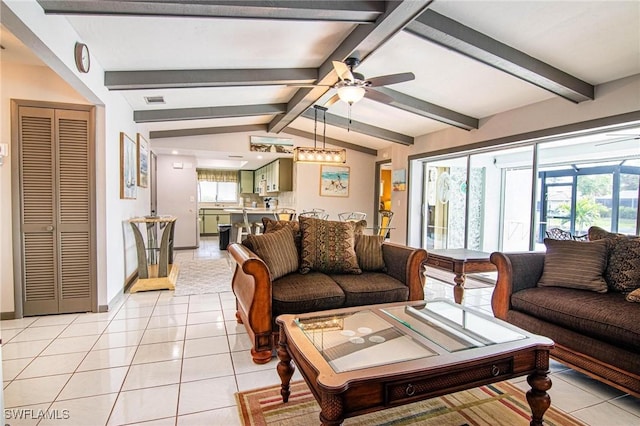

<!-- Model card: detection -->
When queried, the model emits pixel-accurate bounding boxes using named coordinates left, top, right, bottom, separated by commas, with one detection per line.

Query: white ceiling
left=6, top=1, right=640, bottom=168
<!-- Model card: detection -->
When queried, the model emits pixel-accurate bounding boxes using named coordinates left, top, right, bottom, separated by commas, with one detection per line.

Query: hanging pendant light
left=293, top=105, right=346, bottom=164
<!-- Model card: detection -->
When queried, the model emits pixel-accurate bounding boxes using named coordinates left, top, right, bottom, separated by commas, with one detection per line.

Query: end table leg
left=453, top=273, right=465, bottom=304
left=526, top=371, right=552, bottom=426
left=276, top=327, right=295, bottom=403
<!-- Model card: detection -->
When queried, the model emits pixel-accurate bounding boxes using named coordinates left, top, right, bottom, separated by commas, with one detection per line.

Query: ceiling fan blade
left=363, top=89, right=394, bottom=104
left=366, top=72, right=415, bottom=87
left=323, top=94, right=341, bottom=107
left=332, top=60, right=354, bottom=81
left=286, top=83, right=332, bottom=87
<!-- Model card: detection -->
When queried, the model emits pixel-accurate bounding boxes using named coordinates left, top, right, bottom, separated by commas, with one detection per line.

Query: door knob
left=45, top=225, right=54, bottom=231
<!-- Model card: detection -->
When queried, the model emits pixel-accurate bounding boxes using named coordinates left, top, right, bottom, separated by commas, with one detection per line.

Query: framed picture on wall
left=320, top=165, right=349, bottom=197
left=136, top=133, right=149, bottom=188
left=392, top=169, right=406, bottom=191
left=120, top=132, right=137, bottom=199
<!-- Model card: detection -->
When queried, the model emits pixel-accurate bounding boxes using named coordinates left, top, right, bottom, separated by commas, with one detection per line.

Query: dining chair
left=545, top=227, right=573, bottom=240
left=274, top=208, right=296, bottom=221
left=235, top=208, right=253, bottom=242
left=299, top=209, right=329, bottom=220
left=338, top=211, right=367, bottom=222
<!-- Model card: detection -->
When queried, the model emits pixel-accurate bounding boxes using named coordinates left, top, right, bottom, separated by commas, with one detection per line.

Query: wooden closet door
left=18, top=105, right=93, bottom=315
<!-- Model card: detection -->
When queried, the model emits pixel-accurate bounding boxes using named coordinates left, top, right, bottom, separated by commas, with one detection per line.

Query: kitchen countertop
left=224, top=208, right=276, bottom=214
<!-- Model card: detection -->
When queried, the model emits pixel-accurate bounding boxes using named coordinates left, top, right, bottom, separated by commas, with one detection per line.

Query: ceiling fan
left=291, top=57, right=415, bottom=107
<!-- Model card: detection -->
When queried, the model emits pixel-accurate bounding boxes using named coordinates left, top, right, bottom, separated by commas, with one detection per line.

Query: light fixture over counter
left=293, top=105, right=346, bottom=164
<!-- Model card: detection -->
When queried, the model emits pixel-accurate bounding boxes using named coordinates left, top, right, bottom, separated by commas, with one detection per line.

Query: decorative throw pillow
left=354, top=234, right=386, bottom=271
left=538, top=238, right=609, bottom=293
left=298, top=216, right=361, bottom=275
left=245, top=226, right=299, bottom=281
left=626, top=287, right=640, bottom=303
left=262, top=217, right=300, bottom=235
left=353, top=219, right=367, bottom=235
left=587, top=226, right=640, bottom=293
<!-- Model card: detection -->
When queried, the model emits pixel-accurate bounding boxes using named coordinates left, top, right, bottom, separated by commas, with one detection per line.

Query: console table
left=129, top=215, right=178, bottom=292
left=425, top=248, right=495, bottom=304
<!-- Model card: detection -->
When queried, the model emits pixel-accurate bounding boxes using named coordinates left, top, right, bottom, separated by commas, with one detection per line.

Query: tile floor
left=2, top=237, right=639, bottom=425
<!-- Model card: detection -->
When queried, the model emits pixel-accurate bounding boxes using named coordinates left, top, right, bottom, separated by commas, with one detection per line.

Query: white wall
left=1, top=0, right=149, bottom=315
left=156, top=155, right=198, bottom=248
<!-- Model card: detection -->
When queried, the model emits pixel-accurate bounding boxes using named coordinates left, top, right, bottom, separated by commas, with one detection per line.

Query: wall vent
left=144, top=96, right=165, bottom=104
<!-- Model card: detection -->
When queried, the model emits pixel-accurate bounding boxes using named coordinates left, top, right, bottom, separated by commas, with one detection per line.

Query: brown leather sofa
left=490, top=251, right=640, bottom=397
left=228, top=241, right=427, bottom=364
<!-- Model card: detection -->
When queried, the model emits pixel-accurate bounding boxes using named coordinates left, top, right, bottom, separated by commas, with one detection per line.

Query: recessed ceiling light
left=144, top=96, right=165, bottom=104
left=171, top=150, right=178, bottom=155
left=257, top=155, right=263, bottom=159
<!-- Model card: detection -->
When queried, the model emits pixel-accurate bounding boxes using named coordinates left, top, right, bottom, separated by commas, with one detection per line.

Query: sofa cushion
left=330, top=273, right=408, bottom=307
left=298, top=216, right=361, bottom=275
left=538, top=238, right=609, bottom=293
left=262, top=217, right=302, bottom=250
left=354, top=234, right=386, bottom=271
left=588, top=226, right=640, bottom=294
left=271, top=272, right=346, bottom=317
left=245, top=227, right=298, bottom=280
left=511, top=287, right=640, bottom=352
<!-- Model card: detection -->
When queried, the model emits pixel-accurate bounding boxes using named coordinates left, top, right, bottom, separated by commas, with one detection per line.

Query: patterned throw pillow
left=262, top=217, right=300, bottom=234
left=354, top=234, right=386, bottom=271
left=298, top=216, right=361, bottom=275
left=587, top=226, right=640, bottom=293
left=626, top=287, right=640, bottom=303
left=538, top=238, right=609, bottom=293
left=245, top=227, right=299, bottom=281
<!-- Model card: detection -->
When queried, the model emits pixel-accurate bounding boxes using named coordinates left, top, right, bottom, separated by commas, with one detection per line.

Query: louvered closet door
left=19, top=106, right=93, bottom=315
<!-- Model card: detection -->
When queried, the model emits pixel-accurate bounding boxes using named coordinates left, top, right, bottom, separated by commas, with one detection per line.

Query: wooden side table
left=426, top=248, right=496, bottom=303
left=129, top=216, right=178, bottom=292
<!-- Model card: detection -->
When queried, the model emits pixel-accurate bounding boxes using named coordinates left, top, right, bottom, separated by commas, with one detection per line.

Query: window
left=198, top=181, right=238, bottom=203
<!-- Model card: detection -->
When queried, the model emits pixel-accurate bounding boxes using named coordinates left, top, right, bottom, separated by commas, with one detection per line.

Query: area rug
left=236, top=380, right=585, bottom=426
left=173, top=258, right=233, bottom=296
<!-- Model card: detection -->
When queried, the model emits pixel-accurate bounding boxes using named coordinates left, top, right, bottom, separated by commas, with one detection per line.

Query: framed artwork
left=120, top=132, right=137, bottom=199
left=320, top=165, right=349, bottom=197
left=136, top=133, right=149, bottom=188
left=392, top=169, right=406, bottom=191
left=249, top=135, right=294, bottom=153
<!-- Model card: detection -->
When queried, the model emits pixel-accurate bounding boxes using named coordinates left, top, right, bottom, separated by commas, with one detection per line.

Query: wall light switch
left=172, top=162, right=183, bottom=169
left=0, top=143, right=8, bottom=156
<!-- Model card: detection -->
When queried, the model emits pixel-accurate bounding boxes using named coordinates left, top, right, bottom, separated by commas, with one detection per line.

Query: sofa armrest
left=382, top=242, right=428, bottom=301
left=227, top=243, right=273, bottom=337
left=490, top=251, right=545, bottom=320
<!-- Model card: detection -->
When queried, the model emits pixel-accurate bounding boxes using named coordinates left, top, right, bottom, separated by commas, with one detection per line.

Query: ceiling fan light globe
left=337, top=86, right=365, bottom=104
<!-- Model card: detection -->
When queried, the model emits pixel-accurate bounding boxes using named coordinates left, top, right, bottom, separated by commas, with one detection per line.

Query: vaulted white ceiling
left=19, top=1, right=640, bottom=166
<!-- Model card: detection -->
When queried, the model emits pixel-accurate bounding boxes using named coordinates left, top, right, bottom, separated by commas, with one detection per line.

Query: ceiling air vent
left=144, top=96, right=165, bottom=105
left=229, top=155, right=244, bottom=159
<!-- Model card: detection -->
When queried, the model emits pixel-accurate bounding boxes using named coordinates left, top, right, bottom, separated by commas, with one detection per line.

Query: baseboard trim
left=1, top=311, right=16, bottom=320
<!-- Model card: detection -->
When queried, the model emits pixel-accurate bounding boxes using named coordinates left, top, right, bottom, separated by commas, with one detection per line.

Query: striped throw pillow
left=354, top=234, right=386, bottom=271
left=538, top=238, right=609, bottom=293
left=245, top=226, right=299, bottom=281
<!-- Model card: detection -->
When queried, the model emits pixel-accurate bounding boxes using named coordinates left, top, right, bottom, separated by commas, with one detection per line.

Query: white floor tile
left=0, top=327, right=22, bottom=342
left=57, top=366, right=128, bottom=400
left=132, top=341, right=184, bottom=364
left=177, top=406, right=241, bottom=426
left=224, top=320, right=247, bottom=335
left=146, top=313, right=188, bottom=329
left=113, top=306, right=154, bottom=320
left=77, top=346, right=137, bottom=371
left=41, top=393, right=118, bottom=426
left=2, top=357, right=33, bottom=381
left=108, top=384, right=179, bottom=425
left=556, top=368, right=626, bottom=400
left=105, top=318, right=150, bottom=333
left=572, top=401, right=640, bottom=426
left=9, top=325, right=66, bottom=342
left=140, top=325, right=186, bottom=344
left=93, top=330, right=145, bottom=350
left=1, top=340, right=51, bottom=360
left=187, top=310, right=225, bottom=325
left=122, top=359, right=182, bottom=390
left=152, top=304, right=189, bottom=316
left=30, top=314, right=79, bottom=327
left=4, top=374, right=71, bottom=407
left=226, top=333, right=253, bottom=352
left=610, top=394, right=640, bottom=416
left=125, top=417, right=177, bottom=426
left=181, top=353, right=234, bottom=382
left=185, top=322, right=227, bottom=340
left=183, top=336, right=228, bottom=358
left=41, top=335, right=99, bottom=356
left=0, top=317, right=38, bottom=330
left=17, top=352, right=85, bottom=379
left=230, top=350, right=277, bottom=375
left=178, top=376, right=238, bottom=415
left=72, top=311, right=117, bottom=323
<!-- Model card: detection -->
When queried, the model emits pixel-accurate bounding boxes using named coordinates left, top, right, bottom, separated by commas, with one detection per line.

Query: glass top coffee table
left=276, top=299, right=554, bottom=426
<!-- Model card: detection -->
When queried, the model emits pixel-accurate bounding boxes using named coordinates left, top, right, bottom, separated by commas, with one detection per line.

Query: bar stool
left=235, top=209, right=253, bottom=243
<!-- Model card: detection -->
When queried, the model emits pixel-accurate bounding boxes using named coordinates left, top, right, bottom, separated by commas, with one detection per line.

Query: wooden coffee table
left=276, top=300, right=554, bottom=426
left=426, top=249, right=496, bottom=303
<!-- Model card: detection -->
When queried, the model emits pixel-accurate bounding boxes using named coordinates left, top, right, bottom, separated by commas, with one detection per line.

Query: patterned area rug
left=236, top=380, right=585, bottom=426
left=174, top=258, right=233, bottom=296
